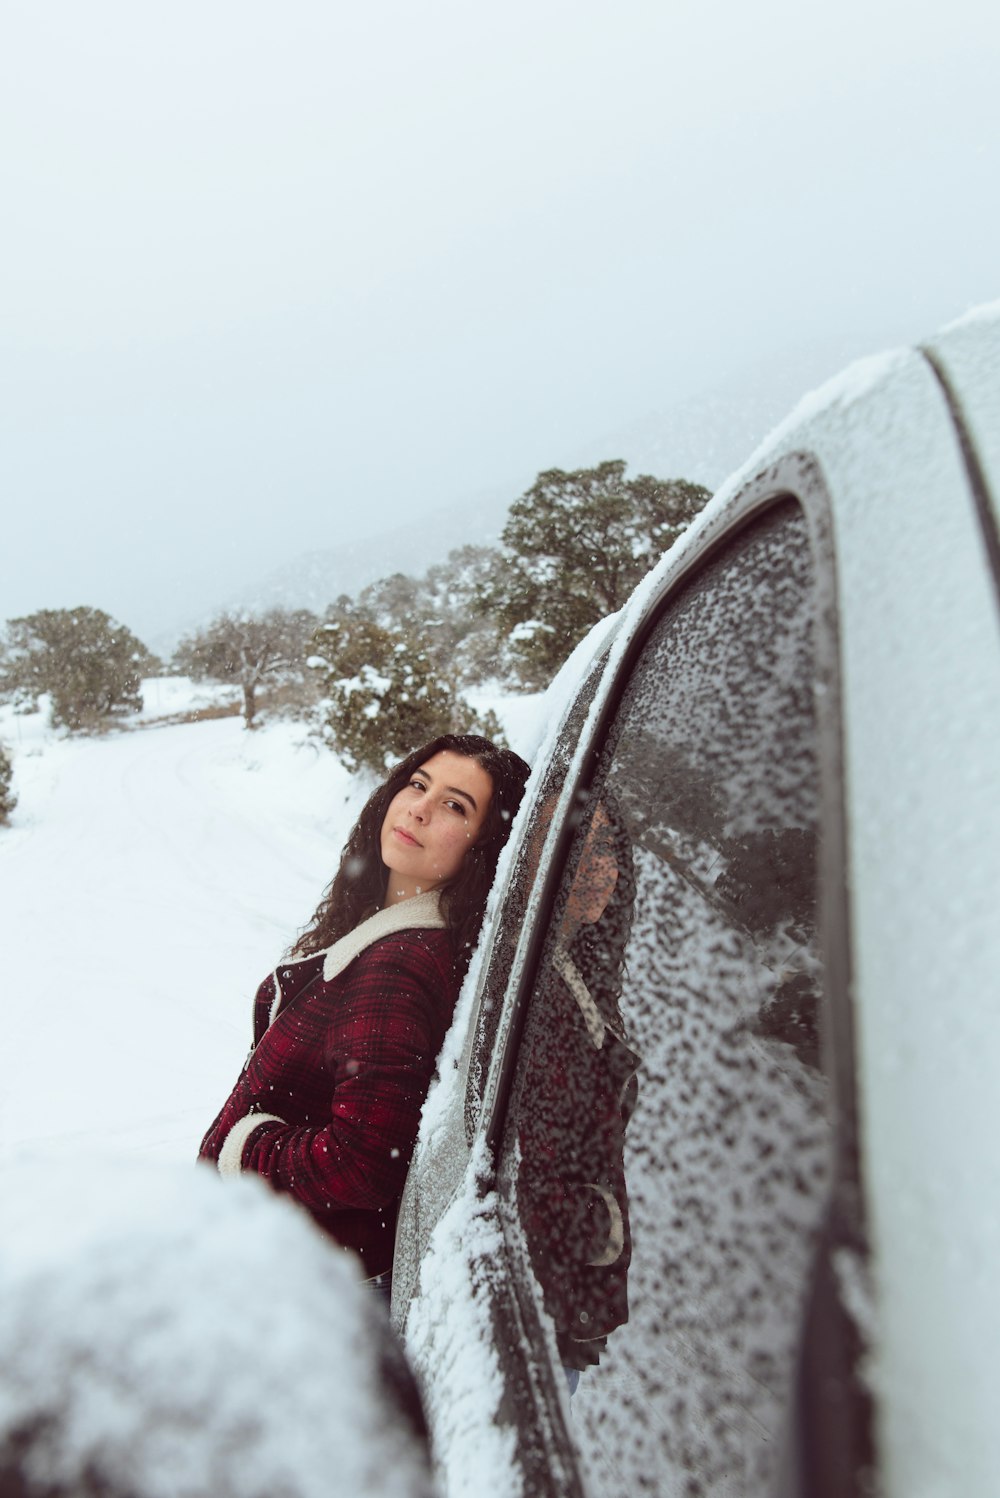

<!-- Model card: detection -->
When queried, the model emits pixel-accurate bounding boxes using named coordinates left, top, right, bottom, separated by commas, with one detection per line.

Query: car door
left=481, top=469, right=869, bottom=1497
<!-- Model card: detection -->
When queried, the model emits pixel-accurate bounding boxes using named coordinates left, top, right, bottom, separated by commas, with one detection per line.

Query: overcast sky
left=2, top=0, right=998, bottom=643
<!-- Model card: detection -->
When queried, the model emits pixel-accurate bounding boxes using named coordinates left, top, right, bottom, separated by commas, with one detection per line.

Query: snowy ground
left=0, top=678, right=542, bottom=1169
left=0, top=675, right=554, bottom=1495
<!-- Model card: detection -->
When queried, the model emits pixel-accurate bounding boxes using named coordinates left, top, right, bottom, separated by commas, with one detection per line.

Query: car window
left=496, top=498, right=835, bottom=1495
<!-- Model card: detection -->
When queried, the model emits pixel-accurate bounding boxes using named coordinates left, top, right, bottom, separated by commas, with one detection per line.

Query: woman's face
left=563, top=802, right=619, bottom=930
left=380, top=749, right=493, bottom=906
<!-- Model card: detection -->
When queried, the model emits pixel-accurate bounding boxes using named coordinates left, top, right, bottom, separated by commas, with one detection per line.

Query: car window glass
left=497, top=500, right=834, bottom=1495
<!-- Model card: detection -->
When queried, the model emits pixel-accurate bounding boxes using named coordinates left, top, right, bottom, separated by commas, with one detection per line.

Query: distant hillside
left=153, top=489, right=513, bottom=654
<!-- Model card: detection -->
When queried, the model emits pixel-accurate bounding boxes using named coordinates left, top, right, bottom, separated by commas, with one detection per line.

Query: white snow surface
left=0, top=1156, right=432, bottom=1498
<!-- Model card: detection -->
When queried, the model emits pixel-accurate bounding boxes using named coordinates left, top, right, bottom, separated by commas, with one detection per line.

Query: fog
left=1, top=0, right=997, bottom=644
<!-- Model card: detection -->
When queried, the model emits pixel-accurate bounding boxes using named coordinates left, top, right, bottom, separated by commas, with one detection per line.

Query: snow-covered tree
left=310, top=604, right=503, bottom=774
left=0, top=607, right=160, bottom=730
left=172, top=609, right=317, bottom=729
left=0, top=743, right=15, bottom=824
left=417, top=544, right=509, bottom=687
left=485, top=461, right=711, bottom=688
left=358, top=544, right=507, bottom=691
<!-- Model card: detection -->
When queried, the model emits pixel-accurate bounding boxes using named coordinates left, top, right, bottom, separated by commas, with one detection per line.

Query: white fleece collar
left=552, top=943, right=606, bottom=1049
left=321, top=889, right=446, bottom=982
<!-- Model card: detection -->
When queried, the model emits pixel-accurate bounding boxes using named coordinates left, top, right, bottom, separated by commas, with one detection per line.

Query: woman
left=199, top=733, right=530, bottom=1283
left=515, top=793, right=639, bottom=1375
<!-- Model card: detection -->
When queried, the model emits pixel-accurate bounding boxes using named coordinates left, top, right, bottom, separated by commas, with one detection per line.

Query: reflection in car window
left=516, top=792, right=641, bottom=1370
left=498, top=500, right=833, bottom=1495
left=465, top=646, right=610, bottom=1135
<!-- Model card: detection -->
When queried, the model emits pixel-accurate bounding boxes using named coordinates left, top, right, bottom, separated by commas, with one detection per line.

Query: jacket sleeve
left=229, top=936, right=455, bottom=1215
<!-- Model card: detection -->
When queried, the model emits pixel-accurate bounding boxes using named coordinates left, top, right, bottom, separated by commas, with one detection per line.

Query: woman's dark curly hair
left=565, top=787, right=637, bottom=1027
left=291, top=734, right=531, bottom=974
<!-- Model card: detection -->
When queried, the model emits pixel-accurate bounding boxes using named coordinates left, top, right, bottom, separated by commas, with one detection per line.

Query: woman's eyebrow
left=417, top=765, right=478, bottom=813
left=446, top=785, right=478, bottom=812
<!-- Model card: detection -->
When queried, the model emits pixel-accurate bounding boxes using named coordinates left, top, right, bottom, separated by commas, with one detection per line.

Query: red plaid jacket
left=516, top=947, right=639, bottom=1368
left=198, top=894, right=460, bottom=1277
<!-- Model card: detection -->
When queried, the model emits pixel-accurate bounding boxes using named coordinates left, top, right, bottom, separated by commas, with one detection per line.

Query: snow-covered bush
left=359, top=546, right=509, bottom=692
left=0, top=1158, right=432, bottom=1498
left=310, top=610, right=503, bottom=773
left=0, top=742, right=15, bottom=824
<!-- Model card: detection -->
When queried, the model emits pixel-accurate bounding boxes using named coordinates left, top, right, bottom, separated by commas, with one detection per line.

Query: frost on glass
left=499, top=501, right=833, bottom=1495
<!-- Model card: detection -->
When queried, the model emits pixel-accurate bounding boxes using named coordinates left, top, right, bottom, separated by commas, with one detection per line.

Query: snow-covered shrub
left=359, top=546, right=510, bottom=692
left=0, top=1159, right=432, bottom=1498
left=310, top=611, right=504, bottom=774
left=0, top=742, right=15, bottom=824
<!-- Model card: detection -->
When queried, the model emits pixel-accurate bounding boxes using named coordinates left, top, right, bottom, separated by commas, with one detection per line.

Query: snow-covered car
left=392, top=303, right=1000, bottom=1498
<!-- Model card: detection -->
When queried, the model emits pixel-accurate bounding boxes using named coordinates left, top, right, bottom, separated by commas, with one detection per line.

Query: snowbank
left=0, top=1156, right=432, bottom=1498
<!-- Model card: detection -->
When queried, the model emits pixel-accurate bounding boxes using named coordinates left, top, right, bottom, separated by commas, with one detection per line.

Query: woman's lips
left=393, top=826, right=420, bottom=847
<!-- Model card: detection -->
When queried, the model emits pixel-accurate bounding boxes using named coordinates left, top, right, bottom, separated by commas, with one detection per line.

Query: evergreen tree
left=172, top=609, right=317, bottom=729
left=487, top=460, right=711, bottom=687
left=0, top=743, right=16, bottom=825
left=0, top=607, right=160, bottom=730
left=309, top=602, right=503, bottom=774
